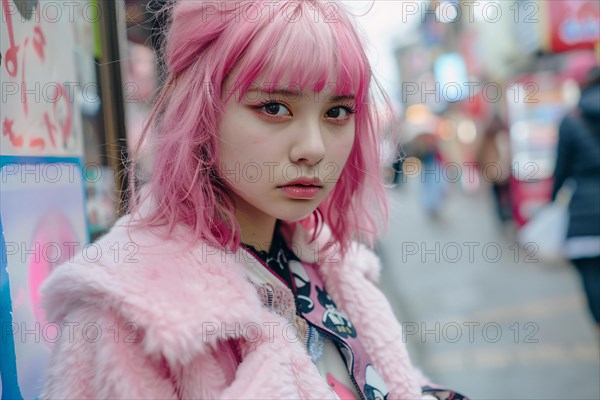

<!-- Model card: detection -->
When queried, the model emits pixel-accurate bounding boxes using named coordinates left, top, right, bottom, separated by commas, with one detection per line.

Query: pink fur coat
left=40, top=215, right=427, bottom=399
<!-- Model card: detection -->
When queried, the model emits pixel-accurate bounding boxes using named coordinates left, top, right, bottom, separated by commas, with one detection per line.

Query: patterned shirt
left=242, top=223, right=388, bottom=399
left=241, top=222, right=469, bottom=400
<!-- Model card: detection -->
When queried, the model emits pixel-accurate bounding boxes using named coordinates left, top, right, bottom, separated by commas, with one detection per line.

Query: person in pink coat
left=41, top=1, right=468, bottom=398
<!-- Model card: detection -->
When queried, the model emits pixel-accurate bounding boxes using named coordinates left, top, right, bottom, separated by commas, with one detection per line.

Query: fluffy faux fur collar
left=41, top=215, right=423, bottom=398
left=42, top=217, right=374, bottom=362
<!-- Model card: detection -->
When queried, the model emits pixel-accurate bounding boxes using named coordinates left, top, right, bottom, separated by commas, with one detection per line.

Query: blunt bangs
left=225, top=1, right=369, bottom=102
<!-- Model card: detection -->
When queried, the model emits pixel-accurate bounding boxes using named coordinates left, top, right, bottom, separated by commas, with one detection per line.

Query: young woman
left=41, top=1, right=467, bottom=398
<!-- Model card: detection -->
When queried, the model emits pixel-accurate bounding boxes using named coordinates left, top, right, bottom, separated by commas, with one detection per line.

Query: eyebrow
left=246, top=89, right=301, bottom=97
left=246, top=89, right=355, bottom=103
left=326, top=95, right=355, bottom=103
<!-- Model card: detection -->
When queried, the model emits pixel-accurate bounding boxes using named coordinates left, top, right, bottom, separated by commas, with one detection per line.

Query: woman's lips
left=279, top=185, right=321, bottom=199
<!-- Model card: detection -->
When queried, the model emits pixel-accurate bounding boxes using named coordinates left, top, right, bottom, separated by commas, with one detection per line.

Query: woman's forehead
left=251, top=70, right=351, bottom=93
left=223, top=77, right=356, bottom=104
left=225, top=68, right=357, bottom=98
left=246, top=82, right=355, bottom=101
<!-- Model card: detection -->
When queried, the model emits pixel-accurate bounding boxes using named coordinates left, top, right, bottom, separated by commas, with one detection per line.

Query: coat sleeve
left=552, top=116, right=575, bottom=200
left=41, top=305, right=178, bottom=399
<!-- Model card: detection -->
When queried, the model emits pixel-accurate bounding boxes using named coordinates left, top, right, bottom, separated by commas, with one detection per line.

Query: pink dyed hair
left=129, top=0, right=393, bottom=256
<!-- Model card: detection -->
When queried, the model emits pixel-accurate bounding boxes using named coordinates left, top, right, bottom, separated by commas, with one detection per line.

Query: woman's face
left=217, top=76, right=356, bottom=226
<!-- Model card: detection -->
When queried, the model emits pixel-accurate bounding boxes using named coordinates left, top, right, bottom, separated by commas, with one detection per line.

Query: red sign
left=547, top=0, right=600, bottom=53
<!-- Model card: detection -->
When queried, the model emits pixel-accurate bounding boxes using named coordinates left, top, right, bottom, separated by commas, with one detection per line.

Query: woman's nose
left=289, top=122, right=326, bottom=166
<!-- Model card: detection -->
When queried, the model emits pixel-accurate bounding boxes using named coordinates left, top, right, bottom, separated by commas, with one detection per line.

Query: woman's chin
left=273, top=204, right=319, bottom=223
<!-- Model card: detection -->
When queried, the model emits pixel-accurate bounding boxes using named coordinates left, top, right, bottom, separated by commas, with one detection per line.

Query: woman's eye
left=326, top=106, right=353, bottom=120
left=260, top=102, right=291, bottom=117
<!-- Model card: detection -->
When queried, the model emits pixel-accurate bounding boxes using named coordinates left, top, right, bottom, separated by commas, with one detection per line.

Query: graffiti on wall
left=1, top=0, right=93, bottom=157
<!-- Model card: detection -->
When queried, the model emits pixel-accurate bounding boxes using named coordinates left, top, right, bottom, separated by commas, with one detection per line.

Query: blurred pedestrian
left=409, top=133, right=447, bottom=219
left=476, top=114, right=512, bottom=227
left=422, top=143, right=446, bottom=219
left=552, top=66, right=600, bottom=333
left=406, top=132, right=447, bottom=220
left=405, top=132, right=446, bottom=219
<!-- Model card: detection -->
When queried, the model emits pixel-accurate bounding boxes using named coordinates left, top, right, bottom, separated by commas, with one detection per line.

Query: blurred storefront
left=394, top=0, right=599, bottom=224
left=507, top=0, right=599, bottom=226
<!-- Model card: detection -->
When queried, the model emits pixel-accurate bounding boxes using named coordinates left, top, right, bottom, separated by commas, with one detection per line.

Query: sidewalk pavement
left=377, top=178, right=600, bottom=399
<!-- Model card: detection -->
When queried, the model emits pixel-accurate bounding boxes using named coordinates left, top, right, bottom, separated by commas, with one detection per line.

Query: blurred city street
left=378, top=178, right=600, bottom=399
left=2, top=0, right=599, bottom=398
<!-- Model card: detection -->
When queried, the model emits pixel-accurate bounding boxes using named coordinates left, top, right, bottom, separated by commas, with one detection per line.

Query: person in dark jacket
left=552, top=67, right=600, bottom=333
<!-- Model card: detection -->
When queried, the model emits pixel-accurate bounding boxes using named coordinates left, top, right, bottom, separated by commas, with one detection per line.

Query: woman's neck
left=236, top=211, right=277, bottom=252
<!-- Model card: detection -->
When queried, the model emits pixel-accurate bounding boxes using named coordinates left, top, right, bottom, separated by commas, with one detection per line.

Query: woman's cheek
left=335, top=139, right=355, bottom=168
